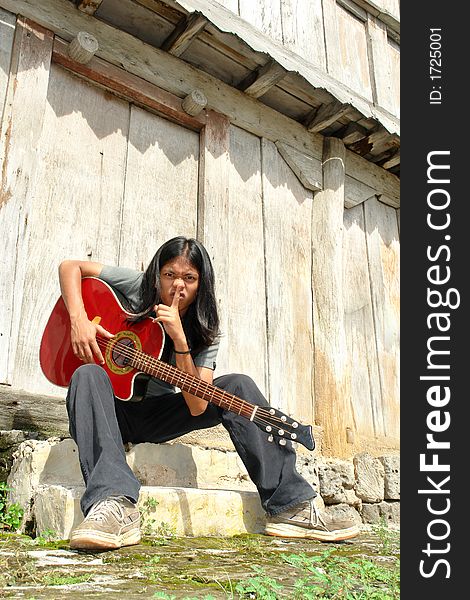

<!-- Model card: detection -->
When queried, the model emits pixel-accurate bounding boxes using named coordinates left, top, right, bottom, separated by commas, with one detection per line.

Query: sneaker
left=70, top=495, right=141, bottom=551
left=265, top=499, right=360, bottom=542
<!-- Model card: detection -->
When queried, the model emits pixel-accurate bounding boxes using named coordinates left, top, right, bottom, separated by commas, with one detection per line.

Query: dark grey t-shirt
left=99, top=265, right=219, bottom=397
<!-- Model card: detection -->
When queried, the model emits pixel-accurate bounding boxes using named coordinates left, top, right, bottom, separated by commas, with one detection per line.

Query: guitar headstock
left=254, top=406, right=315, bottom=451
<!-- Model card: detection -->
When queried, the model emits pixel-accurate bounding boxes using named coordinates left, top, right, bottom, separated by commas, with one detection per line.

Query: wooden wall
left=0, top=12, right=399, bottom=456
left=217, top=0, right=400, bottom=119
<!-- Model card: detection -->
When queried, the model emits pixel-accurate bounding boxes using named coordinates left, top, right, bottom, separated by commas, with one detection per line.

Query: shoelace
left=86, top=497, right=126, bottom=524
left=309, top=502, right=327, bottom=527
left=293, top=501, right=327, bottom=528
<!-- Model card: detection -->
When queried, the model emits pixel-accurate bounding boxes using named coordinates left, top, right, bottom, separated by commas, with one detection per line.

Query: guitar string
left=94, top=336, right=300, bottom=435
left=95, top=336, right=291, bottom=433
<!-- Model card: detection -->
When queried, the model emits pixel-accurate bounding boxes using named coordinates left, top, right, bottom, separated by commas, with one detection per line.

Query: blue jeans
left=66, top=364, right=315, bottom=517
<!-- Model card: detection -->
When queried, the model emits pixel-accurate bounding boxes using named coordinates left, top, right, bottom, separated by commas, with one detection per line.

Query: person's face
left=159, top=256, right=200, bottom=315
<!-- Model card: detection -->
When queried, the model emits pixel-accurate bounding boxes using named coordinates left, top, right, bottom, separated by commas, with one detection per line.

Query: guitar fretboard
left=129, top=347, right=256, bottom=420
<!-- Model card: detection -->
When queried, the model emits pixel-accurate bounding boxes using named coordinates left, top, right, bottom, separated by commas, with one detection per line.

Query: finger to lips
left=171, top=284, right=184, bottom=308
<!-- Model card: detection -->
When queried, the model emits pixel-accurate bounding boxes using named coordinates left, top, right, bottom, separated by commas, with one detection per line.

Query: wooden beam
left=348, top=127, right=397, bottom=156
left=76, top=0, right=103, bottom=16
left=344, top=175, right=376, bottom=208
left=52, top=37, right=206, bottom=131
left=160, top=12, right=208, bottom=57
left=311, top=137, right=352, bottom=457
left=0, top=386, right=68, bottom=437
left=146, top=0, right=400, bottom=135
left=381, top=150, right=400, bottom=170
left=275, top=141, right=322, bottom=192
left=305, top=100, right=351, bottom=133
left=340, top=121, right=368, bottom=145
left=238, top=59, right=287, bottom=99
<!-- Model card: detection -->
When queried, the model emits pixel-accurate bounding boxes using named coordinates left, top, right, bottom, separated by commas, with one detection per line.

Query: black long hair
left=135, top=237, right=220, bottom=352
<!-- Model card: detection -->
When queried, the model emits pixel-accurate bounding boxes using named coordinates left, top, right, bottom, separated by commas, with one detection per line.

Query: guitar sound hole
left=112, top=338, right=134, bottom=367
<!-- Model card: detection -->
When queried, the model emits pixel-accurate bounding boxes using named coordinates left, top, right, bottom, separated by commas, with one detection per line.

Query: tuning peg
left=279, top=439, right=286, bottom=446
left=267, top=435, right=274, bottom=442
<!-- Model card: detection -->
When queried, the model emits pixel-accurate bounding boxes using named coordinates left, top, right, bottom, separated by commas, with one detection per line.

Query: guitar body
left=40, top=277, right=165, bottom=400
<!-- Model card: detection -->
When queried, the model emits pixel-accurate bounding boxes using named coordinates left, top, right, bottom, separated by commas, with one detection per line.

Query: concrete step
left=33, top=484, right=266, bottom=540
left=7, top=437, right=267, bottom=539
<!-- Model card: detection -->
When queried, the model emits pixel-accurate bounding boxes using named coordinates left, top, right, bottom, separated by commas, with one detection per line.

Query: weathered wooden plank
left=341, top=121, right=368, bottom=145
left=12, top=63, right=130, bottom=393
left=382, top=150, right=400, bottom=169
left=311, top=137, right=351, bottom=457
left=335, top=2, right=373, bottom=101
left=0, top=19, right=53, bottom=385
left=364, top=196, right=400, bottom=442
left=221, top=126, right=268, bottom=392
left=262, top=138, right=314, bottom=424
left=53, top=37, right=206, bottom=131
left=239, top=0, right=283, bottom=43
left=160, top=11, right=208, bottom=56
left=197, top=110, right=231, bottom=374
left=155, top=0, right=399, bottom=133
left=238, top=59, right=287, bottom=98
left=344, top=175, right=376, bottom=209
left=100, top=0, right=173, bottom=50
left=345, top=151, right=399, bottom=206
left=275, top=141, right=322, bottom=192
left=305, top=99, right=351, bottom=133
left=0, top=386, right=69, bottom=438
left=366, top=15, right=399, bottom=117
left=209, top=0, right=238, bottom=12
left=280, top=0, right=326, bottom=69
left=321, top=0, right=342, bottom=82
left=77, top=0, right=104, bottom=16
left=337, top=0, right=367, bottom=21
left=343, top=203, right=383, bottom=440
left=0, top=8, right=15, bottom=121
left=362, top=0, right=400, bottom=24
left=0, top=0, right=400, bottom=204
left=351, top=130, right=400, bottom=160
left=118, top=105, right=199, bottom=271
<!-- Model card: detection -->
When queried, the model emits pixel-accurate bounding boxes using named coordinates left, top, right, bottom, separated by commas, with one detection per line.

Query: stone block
left=380, top=455, right=400, bottom=500
left=7, top=437, right=257, bottom=529
left=317, top=458, right=360, bottom=506
left=323, top=503, right=362, bottom=526
left=360, top=503, right=381, bottom=524
left=33, top=484, right=266, bottom=540
left=354, top=453, right=385, bottom=503
left=379, top=501, right=400, bottom=524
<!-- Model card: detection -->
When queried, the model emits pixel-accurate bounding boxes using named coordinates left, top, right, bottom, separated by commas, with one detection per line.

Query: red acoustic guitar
left=40, top=277, right=315, bottom=451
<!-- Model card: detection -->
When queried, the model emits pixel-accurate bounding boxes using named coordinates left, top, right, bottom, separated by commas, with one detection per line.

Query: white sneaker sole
left=265, top=522, right=360, bottom=542
left=70, top=528, right=141, bottom=551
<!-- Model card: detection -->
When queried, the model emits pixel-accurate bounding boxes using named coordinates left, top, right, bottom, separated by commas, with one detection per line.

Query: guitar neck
left=131, top=349, right=257, bottom=419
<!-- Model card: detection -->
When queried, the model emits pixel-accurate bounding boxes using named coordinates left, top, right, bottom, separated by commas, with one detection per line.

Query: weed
left=371, top=517, right=400, bottom=555
left=235, top=565, right=284, bottom=599
left=43, top=572, right=93, bottom=585
left=0, top=482, right=24, bottom=532
left=282, top=549, right=399, bottom=599
left=32, top=528, right=59, bottom=546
